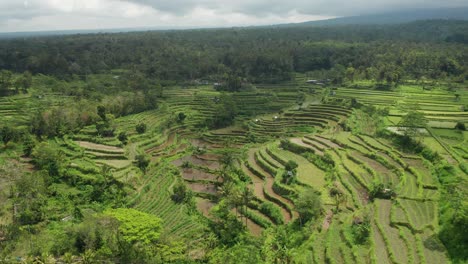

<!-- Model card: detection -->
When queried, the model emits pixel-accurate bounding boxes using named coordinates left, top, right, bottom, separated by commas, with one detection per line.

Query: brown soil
left=195, top=153, right=220, bottom=161
left=196, top=198, right=215, bottom=218
left=187, top=182, right=217, bottom=194
left=182, top=168, right=218, bottom=182
left=18, top=157, right=35, bottom=172
left=172, top=155, right=221, bottom=170
left=190, top=138, right=218, bottom=149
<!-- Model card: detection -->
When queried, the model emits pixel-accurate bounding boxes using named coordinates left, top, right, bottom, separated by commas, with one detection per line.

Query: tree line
left=0, top=20, right=466, bottom=85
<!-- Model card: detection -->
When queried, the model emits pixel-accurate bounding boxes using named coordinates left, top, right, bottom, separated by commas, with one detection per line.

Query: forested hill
left=0, top=20, right=467, bottom=84
left=286, top=7, right=468, bottom=26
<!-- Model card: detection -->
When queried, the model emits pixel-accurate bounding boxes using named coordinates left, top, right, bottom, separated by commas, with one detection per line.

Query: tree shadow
left=423, top=234, right=446, bottom=252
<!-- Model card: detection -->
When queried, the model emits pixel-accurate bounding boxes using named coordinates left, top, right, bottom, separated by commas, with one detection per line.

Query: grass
left=398, top=199, right=436, bottom=231
left=375, top=200, right=409, bottom=264
left=269, top=143, right=326, bottom=190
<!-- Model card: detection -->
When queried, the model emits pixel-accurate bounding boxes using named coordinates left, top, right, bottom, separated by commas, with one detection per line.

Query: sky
left=1, top=0, right=467, bottom=32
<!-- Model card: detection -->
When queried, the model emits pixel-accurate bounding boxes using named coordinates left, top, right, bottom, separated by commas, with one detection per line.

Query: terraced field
left=332, top=85, right=468, bottom=129
left=0, top=93, right=75, bottom=128
left=81, top=80, right=460, bottom=263
left=284, top=129, right=449, bottom=263
left=37, top=77, right=458, bottom=261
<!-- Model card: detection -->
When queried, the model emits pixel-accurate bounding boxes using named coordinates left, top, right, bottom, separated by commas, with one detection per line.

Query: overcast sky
left=1, top=0, right=467, bottom=32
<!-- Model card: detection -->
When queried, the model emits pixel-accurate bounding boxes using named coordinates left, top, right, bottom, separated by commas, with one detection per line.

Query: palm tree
left=227, top=187, right=242, bottom=219
left=101, top=164, right=113, bottom=187
left=240, top=186, right=254, bottom=226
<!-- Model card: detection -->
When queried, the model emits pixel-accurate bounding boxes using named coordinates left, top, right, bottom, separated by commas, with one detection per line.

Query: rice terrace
left=0, top=5, right=467, bottom=264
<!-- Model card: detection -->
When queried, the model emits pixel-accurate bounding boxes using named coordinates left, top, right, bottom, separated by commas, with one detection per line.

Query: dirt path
left=322, top=210, right=333, bottom=231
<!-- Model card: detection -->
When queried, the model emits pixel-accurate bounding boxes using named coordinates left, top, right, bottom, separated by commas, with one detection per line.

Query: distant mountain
left=1, top=7, right=468, bottom=39
left=0, top=28, right=154, bottom=39
left=292, top=7, right=468, bottom=26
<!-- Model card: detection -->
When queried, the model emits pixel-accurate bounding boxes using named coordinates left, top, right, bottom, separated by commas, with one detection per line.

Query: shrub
left=136, top=123, right=147, bottom=134
left=118, top=132, right=128, bottom=144
left=421, top=148, right=440, bottom=162
left=284, top=160, right=298, bottom=172
left=455, top=122, right=466, bottom=131
left=0, top=125, right=17, bottom=146
left=135, top=154, right=150, bottom=172
left=259, top=202, right=284, bottom=224
left=369, top=182, right=396, bottom=200
left=23, top=134, right=36, bottom=157
left=177, top=112, right=187, bottom=123
left=181, top=161, right=192, bottom=168
left=280, top=139, right=310, bottom=154
left=351, top=215, right=371, bottom=244
left=171, top=181, right=192, bottom=203
left=295, top=188, right=321, bottom=224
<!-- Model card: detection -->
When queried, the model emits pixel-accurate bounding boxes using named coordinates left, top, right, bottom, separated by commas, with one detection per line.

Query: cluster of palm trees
left=217, top=148, right=254, bottom=227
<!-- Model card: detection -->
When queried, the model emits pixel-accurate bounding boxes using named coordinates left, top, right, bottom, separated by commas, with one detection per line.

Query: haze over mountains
left=0, top=7, right=468, bottom=39
left=288, top=7, right=468, bottom=26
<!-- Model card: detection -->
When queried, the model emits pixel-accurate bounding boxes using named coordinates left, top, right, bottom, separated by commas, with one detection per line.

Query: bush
left=118, top=132, right=128, bottom=144
left=136, top=123, right=147, bottom=134
left=421, top=148, right=440, bottom=162
left=259, top=202, right=284, bottom=224
left=177, top=112, right=187, bottom=123
left=171, top=181, right=192, bottom=203
left=135, top=154, right=150, bottom=172
left=280, top=139, right=310, bottom=154
left=295, top=188, right=321, bottom=224
left=455, top=122, right=466, bottom=131
left=352, top=215, right=371, bottom=244
left=369, top=182, right=395, bottom=200
left=284, top=160, right=298, bottom=171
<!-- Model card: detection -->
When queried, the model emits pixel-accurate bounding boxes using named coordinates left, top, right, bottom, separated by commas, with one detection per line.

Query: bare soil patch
left=196, top=198, right=215, bottom=218
left=172, top=155, right=220, bottom=170
left=187, top=182, right=217, bottom=194
left=182, top=168, right=218, bottom=182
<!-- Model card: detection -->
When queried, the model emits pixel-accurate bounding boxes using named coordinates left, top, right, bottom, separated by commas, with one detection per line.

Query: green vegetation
left=0, top=19, right=466, bottom=263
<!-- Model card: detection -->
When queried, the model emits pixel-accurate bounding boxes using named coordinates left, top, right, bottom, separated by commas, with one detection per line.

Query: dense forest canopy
left=0, top=20, right=467, bottom=83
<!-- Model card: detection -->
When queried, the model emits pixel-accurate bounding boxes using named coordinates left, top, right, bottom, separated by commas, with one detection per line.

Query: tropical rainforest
left=0, top=19, right=467, bottom=263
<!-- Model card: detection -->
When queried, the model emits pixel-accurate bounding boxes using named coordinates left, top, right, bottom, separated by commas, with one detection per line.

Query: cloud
left=123, top=0, right=468, bottom=16
left=0, top=0, right=467, bottom=32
